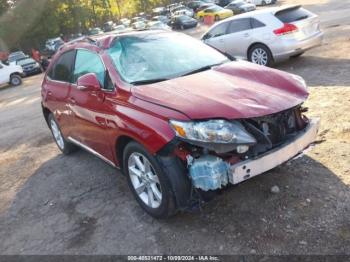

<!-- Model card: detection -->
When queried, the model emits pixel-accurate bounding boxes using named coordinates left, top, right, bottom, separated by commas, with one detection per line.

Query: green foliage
left=0, top=0, right=176, bottom=52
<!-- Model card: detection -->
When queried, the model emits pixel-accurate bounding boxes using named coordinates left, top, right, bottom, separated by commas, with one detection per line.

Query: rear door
left=224, top=18, right=253, bottom=59
left=43, top=50, right=76, bottom=136
left=275, top=6, right=320, bottom=40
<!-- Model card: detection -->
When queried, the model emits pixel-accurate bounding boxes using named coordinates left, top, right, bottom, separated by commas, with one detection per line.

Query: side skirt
left=67, top=137, right=119, bottom=169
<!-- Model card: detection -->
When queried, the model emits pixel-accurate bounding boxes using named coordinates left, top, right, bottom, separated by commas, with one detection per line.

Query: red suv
left=41, top=31, right=319, bottom=218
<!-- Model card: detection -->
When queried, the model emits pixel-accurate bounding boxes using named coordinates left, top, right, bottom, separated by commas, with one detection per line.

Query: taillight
left=273, top=23, right=298, bottom=36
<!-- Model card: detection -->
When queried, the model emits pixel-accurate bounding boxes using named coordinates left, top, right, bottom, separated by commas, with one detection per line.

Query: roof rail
left=57, top=36, right=98, bottom=52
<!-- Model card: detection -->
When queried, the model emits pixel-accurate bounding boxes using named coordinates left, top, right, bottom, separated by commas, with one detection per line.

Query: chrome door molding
left=68, top=137, right=119, bottom=169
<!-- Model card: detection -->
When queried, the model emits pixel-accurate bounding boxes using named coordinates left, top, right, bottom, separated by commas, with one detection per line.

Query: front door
left=69, top=49, right=116, bottom=161
left=204, top=20, right=230, bottom=53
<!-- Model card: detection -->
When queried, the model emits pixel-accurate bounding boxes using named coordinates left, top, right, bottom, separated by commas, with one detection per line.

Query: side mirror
left=202, top=34, right=210, bottom=41
left=76, top=73, right=101, bottom=91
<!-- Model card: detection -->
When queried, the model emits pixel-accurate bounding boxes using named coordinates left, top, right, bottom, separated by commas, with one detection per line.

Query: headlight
left=169, top=119, right=256, bottom=153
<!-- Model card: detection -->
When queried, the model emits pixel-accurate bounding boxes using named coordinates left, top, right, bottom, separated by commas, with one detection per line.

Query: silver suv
left=202, top=5, right=323, bottom=66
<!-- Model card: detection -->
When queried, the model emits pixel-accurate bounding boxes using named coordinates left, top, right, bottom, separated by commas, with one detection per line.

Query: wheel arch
left=115, top=135, right=135, bottom=171
left=247, top=42, right=274, bottom=61
left=41, top=105, right=51, bottom=127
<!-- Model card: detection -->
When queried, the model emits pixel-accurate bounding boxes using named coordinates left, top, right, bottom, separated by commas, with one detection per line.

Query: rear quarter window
left=48, top=50, right=76, bottom=82
left=251, top=18, right=265, bottom=29
left=275, top=6, right=310, bottom=23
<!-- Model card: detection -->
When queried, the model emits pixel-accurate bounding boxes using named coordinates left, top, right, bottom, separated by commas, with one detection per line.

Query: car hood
left=132, top=61, right=309, bottom=120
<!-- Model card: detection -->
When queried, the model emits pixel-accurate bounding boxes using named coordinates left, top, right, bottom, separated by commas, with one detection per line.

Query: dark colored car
left=170, top=15, right=198, bottom=30
left=42, top=31, right=319, bottom=218
left=16, top=57, right=42, bottom=76
left=188, top=1, right=216, bottom=12
left=195, top=3, right=216, bottom=13
left=225, top=0, right=256, bottom=14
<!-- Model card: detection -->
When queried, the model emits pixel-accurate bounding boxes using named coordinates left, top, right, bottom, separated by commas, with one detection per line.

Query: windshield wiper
left=181, top=62, right=226, bottom=77
left=130, top=78, right=169, bottom=85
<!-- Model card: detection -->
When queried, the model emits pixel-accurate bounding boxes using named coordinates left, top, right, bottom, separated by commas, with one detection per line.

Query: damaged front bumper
left=229, top=118, right=320, bottom=184
left=188, top=118, right=320, bottom=190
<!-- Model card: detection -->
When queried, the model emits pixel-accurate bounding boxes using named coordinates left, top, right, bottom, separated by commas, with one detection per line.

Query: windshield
left=107, top=33, right=229, bottom=84
left=17, top=58, right=35, bottom=65
left=8, top=54, right=26, bottom=62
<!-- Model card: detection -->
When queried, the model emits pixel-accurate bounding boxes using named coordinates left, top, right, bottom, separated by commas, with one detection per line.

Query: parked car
left=187, top=1, right=205, bottom=11
left=120, top=18, right=131, bottom=27
left=103, top=21, right=117, bottom=32
left=152, top=15, right=171, bottom=25
left=197, top=5, right=233, bottom=21
left=147, top=21, right=171, bottom=30
left=195, top=3, right=216, bottom=13
left=202, top=5, right=323, bottom=66
left=8, top=51, right=27, bottom=64
left=132, top=17, right=146, bottom=23
left=246, top=0, right=276, bottom=6
left=225, top=0, right=256, bottom=14
left=215, top=0, right=233, bottom=7
left=42, top=30, right=319, bottom=218
left=132, top=21, right=147, bottom=30
left=112, top=24, right=128, bottom=33
left=0, top=61, right=23, bottom=86
left=153, top=7, right=168, bottom=16
left=170, top=15, right=198, bottom=30
left=45, top=38, right=64, bottom=52
left=171, top=6, right=194, bottom=17
left=16, top=57, right=42, bottom=76
left=88, top=27, right=104, bottom=36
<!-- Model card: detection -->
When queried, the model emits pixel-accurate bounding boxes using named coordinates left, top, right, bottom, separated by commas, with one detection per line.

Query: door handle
left=219, top=38, right=224, bottom=42
left=243, top=33, right=250, bottom=37
left=47, top=91, right=53, bottom=96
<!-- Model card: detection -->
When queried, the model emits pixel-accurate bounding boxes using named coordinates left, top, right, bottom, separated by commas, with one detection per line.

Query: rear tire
left=48, top=113, right=78, bottom=155
left=123, top=142, right=190, bottom=218
left=10, top=74, right=22, bottom=86
left=248, top=44, right=273, bottom=67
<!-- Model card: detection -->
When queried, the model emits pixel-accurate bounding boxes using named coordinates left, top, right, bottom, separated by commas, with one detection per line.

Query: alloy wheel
left=128, top=152, right=162, bottom=209
left=11, top=76, right=21, bottom=86
left=50, top=119, right=64, bottom=150
left=251, top=48, right=268, bottom=66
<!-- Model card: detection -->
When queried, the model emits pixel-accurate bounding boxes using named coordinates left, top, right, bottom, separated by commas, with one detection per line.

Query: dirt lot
left=0, top=0, right=349, bottom=255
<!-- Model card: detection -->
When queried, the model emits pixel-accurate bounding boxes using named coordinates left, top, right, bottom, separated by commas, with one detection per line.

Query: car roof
left=57, top=30, right=171, bottom=54
left=212, top=4, right=300, bottom=24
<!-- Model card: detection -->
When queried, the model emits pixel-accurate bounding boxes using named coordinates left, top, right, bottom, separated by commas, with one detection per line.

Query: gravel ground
left=0, top=0, right=349, bottom=255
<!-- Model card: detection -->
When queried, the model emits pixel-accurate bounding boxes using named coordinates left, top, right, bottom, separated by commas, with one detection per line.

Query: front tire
left=48, top=114, right=77, bottom=155
left=248, top=44, right=273, bottom=67
left=123, top=142, right=189, bottom=218
left=10, top=74, right=22, bottom=86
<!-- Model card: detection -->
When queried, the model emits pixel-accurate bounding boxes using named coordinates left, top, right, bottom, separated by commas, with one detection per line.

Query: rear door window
left=275, top=6, right=310, bottom=23
left=48, top=50, right=76, bottom=82
left=227, top=18, right=251, bottom=34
